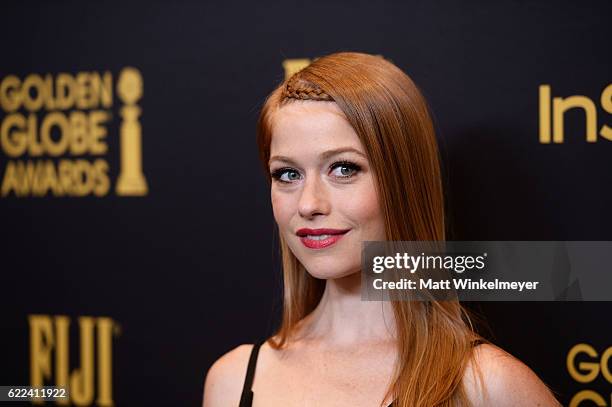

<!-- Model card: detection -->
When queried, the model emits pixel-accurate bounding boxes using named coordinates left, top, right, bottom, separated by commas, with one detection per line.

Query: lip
left=296, top=228, right=350, bottom=249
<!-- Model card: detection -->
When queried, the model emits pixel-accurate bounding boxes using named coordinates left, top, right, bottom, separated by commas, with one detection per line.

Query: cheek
left=342, top=182, right=385, bottom=235
left=271, top=189, right=293, bottom=229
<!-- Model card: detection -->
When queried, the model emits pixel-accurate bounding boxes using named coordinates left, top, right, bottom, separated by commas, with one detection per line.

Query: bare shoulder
left=463, top=343, right=561, bottom=407
left=202, top=344, right=254, bottom=407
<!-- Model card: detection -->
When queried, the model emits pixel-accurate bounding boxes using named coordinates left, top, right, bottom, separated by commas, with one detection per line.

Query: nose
left=298, top=174, right=330, bottom=219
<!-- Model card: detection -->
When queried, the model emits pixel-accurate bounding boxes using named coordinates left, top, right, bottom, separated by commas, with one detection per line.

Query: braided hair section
left=281, top=75, right=333, bottom=102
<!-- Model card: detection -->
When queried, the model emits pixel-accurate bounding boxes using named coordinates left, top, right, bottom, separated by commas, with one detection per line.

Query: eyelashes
left=270, top=161, right=362, bottom=184
left=270, top=167, right=301, bottom=183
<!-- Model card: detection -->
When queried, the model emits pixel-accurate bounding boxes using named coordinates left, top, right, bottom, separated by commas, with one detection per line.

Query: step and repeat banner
left=1, top=1, right=610, bottom=406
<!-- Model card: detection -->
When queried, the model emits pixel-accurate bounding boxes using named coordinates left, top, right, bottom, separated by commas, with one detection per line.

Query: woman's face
left=269, top=100, right=386, bottom=280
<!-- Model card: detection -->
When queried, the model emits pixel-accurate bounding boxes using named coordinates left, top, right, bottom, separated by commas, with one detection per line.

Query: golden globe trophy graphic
left=116, top=67, right=148, bottom=196
left=282, top=58, right=311, bottom=79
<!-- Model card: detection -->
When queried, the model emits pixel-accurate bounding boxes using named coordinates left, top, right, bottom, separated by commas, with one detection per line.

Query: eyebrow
left=269, top=147, right=367, bottom=165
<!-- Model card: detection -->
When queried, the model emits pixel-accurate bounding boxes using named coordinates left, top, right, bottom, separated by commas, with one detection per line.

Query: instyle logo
left=29, top=315, right=120, bottom=406
left=0, top=68, right=148, bottom=197
left=539, top=84, right=612, bottom=144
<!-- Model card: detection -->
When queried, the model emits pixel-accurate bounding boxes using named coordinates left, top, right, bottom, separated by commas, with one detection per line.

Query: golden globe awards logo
left=0, top=68, right=148, bottom=197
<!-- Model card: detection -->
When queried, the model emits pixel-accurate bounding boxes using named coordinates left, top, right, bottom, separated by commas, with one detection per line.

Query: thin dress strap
left=238, top=341, right=263, bottom=407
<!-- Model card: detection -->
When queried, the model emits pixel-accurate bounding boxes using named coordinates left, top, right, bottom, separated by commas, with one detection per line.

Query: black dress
left=238, top=339, right=485, bottom=407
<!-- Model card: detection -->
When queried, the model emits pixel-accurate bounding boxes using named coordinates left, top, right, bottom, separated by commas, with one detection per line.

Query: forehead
left=269, top=101, right=364, bottom=157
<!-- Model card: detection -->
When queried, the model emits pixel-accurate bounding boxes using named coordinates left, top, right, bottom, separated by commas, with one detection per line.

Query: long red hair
left=257, top=52, right=481, bottom=407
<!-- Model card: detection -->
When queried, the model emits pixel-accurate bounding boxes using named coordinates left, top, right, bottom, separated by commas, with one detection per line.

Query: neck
left=296, top=272, right=397, bottom=347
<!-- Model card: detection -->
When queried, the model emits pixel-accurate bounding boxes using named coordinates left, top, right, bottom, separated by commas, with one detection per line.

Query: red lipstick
left=296, top=228, right=350, bottom=249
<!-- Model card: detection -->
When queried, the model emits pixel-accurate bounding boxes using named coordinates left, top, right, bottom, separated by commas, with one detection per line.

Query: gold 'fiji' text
left=29, top=315, right=117, bottom=407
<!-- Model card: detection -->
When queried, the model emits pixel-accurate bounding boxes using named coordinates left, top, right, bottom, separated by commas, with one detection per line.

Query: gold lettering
left=602, top=347, right=612, bottom=383
left=39, top=160, right=62, bottom=197
left=69, top=111, right=89, bottom=155
left=101, top=71, right=113, bottom=108
left=76, top=72, right=93, bottom=110
left=0, top=75, right=22, bottom=112
left=29, top=315, right=54, bottom=392
left=43, top=74, right=55, bottom=110
left=22, top=74, right=46, bottom=111
left=1, top=161, right=19, bottom=197
left=28, top=315, right=117, bottom=404
left=55, top=73, right=76, bottom=110
left=89, top=110, right=109, bottom=154
left=27, top=113, right=43, bottom=156
left=72, top=160, right=92, bottom=197
left=0, top=159, right=110, bottom=197
left=54, top=316, right=70, bottom=406
left=93, top=159, right=110, bottom=197
left=23, top=160, right=36, bottom=196
left=70, top=317, right=95, bottom=406
left=569, top=390, right=607, bottom=407
left=96, top=318, right=114, bottom=406
left=600, top=84, right=612, bottom=141
left=539, top=85, right=551, bottom=143
left=0, top=114, right=27, bottom=156
left=553, top=95, right=597, bottom=143
left=31, top=159, right=47, bottom=197
left=58, top=159, right=74, bottom=195
left=568, top=343, right=600, bottom=383
left=40, top=112, right=70, bottom=156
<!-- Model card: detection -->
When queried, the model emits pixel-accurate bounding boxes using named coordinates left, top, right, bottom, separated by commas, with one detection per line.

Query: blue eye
left=330, top=161, right=361, bottom=178
left=271, top=168, right=301, bottom=183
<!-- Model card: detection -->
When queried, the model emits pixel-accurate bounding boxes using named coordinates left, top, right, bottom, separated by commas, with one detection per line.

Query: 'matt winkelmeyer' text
left=373, top=278, right=539, bottom=292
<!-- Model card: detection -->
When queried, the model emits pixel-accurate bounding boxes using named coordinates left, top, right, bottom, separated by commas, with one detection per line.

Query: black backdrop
left=1, top=1, right=611, bottom=406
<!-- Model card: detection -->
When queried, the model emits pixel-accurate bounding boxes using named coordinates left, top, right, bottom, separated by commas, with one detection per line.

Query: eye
left=270, top=167, right=302, bottom=183
left=330, top=161, right=361, bottom=178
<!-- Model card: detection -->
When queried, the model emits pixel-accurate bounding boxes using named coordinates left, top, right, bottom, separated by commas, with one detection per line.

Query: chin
left=296, top=256, right=360, bottom=280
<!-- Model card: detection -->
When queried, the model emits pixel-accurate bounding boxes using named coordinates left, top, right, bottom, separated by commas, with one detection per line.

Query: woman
left=203, top=52, right=560, bottom=406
